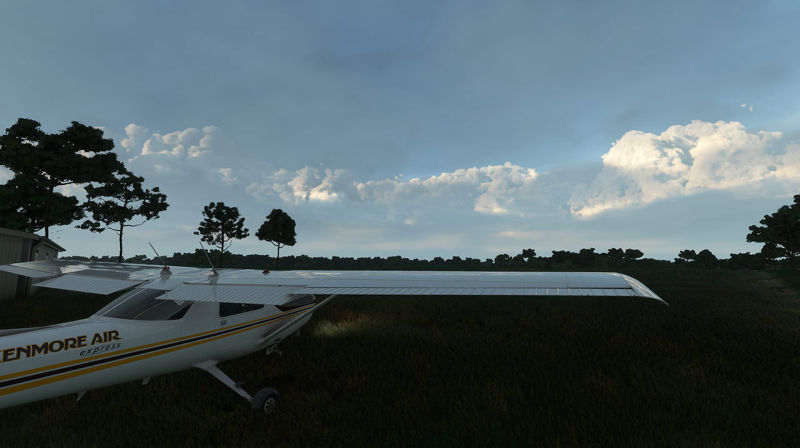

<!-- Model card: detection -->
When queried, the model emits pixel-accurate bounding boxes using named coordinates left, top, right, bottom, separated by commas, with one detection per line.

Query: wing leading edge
left=158, top=271, right=666, bottom=305
left=294, top=272, right=665, bottom=304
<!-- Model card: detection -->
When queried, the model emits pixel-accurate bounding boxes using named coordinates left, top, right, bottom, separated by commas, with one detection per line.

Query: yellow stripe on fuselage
left=0, top=304, right=314, bottom=395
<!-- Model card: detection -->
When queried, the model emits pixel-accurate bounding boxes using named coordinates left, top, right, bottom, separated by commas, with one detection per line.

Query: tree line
left=63, top=245, right=789, bottom=271
left=77, top=193, right=797, bottom=272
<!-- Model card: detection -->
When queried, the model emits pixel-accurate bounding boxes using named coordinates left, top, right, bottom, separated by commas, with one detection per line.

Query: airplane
left=0, top=258, right=666, bottom=413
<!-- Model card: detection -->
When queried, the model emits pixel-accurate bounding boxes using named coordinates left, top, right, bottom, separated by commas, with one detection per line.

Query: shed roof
left=0, top=227, right=66, bottom=252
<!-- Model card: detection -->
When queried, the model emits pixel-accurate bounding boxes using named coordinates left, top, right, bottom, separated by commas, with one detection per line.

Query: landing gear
left=251, top=388, right=279, bottom=414
left=194, top=361, right=279, bottom=414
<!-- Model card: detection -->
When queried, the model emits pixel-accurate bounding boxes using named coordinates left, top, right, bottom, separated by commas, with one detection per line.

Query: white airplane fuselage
left=0, top=300, right=316, bottom=409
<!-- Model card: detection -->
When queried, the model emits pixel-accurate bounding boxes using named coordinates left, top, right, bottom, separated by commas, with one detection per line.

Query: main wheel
left=251, top=388, right=279, bottom=414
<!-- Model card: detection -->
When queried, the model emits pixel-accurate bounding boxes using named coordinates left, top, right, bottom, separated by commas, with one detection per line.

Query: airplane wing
left=0, top=260, right=666, bottom=304
left=158, top=270, right=666, bottom=305
left=0, top=260, right=209, bottom=294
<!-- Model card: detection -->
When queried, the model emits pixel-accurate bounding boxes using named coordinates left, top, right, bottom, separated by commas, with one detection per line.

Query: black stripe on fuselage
left=0, top=306, right=310, bottom=391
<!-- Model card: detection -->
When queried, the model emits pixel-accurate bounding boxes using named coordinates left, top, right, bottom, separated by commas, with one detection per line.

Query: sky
left=1, top=0, right=798, bottom=261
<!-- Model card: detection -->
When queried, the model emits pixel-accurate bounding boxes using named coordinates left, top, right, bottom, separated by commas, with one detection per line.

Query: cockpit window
left=97, top=288, right=192, bottom=320
left=219, top=303, right=264, bottom=317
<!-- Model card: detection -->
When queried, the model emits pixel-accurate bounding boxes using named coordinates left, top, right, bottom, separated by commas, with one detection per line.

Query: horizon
left=62, top=246, right=745, bottom=264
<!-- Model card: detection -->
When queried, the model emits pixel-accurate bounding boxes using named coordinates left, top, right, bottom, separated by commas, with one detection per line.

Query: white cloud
left=124, top=124, right=218, bottom=159
left=247, top=166, right=354, bottom=203
left=356, top=162, right=538, bottom=215
left=119, top=124, right=222, bottom=180
left=0, top=166, right=11, bottom=184
left=55, top=183, right=86, bottom=198
left=121, top=123, right=149, bottom=153
left=218, top=168, right=238, bottom=185
left=246, top=162, right=539, bottom=216
left=153, top=164, right=178, bottom=174
left=570, top=120, right=800, bottom=218
left=776, top=143, right=800, bottom=180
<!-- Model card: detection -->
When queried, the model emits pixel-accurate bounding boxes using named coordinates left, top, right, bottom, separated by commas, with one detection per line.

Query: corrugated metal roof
left=159, top=284, right=305, bottom=305
left=0, top=227, right=65, bottom=252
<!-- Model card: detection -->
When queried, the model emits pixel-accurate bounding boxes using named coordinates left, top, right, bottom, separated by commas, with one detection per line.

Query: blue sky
left=1, top=0, right=798, bottom=260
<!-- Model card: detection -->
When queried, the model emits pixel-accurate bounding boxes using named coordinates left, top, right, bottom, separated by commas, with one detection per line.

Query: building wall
left=0, top=234, right=28, bottom=300
left=0, top=228, right=63, bottom=300
left=32, top=243, right=57, bottom=261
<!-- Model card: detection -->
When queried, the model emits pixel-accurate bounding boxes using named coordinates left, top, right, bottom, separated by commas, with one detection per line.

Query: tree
left=747, top=195, right=800, bottom=270
left=0, top=118, right=124, bottom=237
left=695, top=249, right=718, bottom=269
left=578, top=248, right=597, bottom=267
left=606, top=248, right=625, bottom=265
left=624, top=248, right=644, bottom=262
left=494, top=253, right=511, bottom=268
left=0, top=175, right=82, bottom=232
left=256, top=209, right=296, bottom=269
left=677, top=249, right=697, bottom=264
left=728, top=252, right=766, bottom=270
left=195, top=202, right=249, bottom=268
left=520, top=248, right=536, bottom=267
left=78, top=171, right=169, bottom=262
left=760, top=242, right=784, bottom=269
left=511, top=254, right=526, bottom=267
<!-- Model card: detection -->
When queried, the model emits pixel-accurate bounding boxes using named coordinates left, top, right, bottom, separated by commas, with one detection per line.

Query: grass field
left=1, top=268, right=799, bottom=447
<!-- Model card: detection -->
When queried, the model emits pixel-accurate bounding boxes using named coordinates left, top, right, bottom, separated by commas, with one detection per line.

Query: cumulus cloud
left=247, top=166, right=354, bottom=203
left=776, top=143, right=800, bottom=180
left=141, top=126, right=218, bottom=158
left=246, top=162, right=539, bottom=215
left=122, top=123, right=218, bottom=159
left=218, top=168, right=238, bottom=185
left=121, top=123, right=149, bottom=152
left=356, top=162, right=538, bottom=215
left=570, top=120, right=800, bottom=218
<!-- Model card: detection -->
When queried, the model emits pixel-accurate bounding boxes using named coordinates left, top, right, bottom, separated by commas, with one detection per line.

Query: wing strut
left=194, top=360, right=252, bottom=401
left=194, top=360, right=280, bottom=413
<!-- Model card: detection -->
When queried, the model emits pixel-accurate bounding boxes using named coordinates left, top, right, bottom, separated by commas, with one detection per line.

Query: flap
left=0, top=265, right=58, bottom=279
left=36, top=274, right=144, bottom=295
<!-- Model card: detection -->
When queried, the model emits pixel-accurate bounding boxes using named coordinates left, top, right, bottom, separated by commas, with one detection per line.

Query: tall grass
left=1, top=268, right=799, bottom=447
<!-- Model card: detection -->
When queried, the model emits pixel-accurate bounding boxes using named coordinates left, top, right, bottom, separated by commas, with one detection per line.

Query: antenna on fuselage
left=148, top=241, right=171, bottom=276
left=198, top=240, right=219, bottom=277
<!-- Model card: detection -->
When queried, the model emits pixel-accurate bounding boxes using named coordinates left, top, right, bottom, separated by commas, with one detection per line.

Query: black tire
left=251, top=388, right=279, bottom=413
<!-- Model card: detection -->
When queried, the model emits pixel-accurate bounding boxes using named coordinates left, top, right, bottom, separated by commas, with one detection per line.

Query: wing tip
left=615, top=273, right=668, bottom=305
